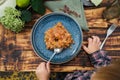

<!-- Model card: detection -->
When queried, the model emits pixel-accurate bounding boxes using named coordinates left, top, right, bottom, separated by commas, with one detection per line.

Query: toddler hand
left=36, top=62, right=50, bottom=80
left=83, top=36, right=101, bottom=54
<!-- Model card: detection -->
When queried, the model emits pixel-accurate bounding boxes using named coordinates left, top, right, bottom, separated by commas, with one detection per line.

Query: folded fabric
left=44, top=0, right=89, bottom=31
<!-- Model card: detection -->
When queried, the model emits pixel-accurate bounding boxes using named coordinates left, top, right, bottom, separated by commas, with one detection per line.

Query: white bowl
left=0, top=0, right=16, bottom=17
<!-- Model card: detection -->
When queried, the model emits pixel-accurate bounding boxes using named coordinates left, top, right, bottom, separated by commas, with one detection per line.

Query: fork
left=100, top=24, right=117, bottom=50
left=48, top=48, right=63, bottom=62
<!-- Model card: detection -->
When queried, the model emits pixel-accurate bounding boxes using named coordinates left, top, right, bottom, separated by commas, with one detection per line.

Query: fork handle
left=100, top=35, right=108, bottom=50
left=48, top=52, right=56, bottom=62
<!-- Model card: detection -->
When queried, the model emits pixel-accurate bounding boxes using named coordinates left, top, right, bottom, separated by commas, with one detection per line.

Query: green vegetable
left=0, top=7, right=24, bottom=33
left=16, top=0, right=46, bottom=22
left=31, top=0, right=45, bottom=15
left=21, top=10, right=32, bottom=22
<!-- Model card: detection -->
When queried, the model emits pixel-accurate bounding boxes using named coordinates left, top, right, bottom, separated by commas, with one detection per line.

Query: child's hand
left=83, top=36, right=101, bottom=54
left=36, top=62, right=50, bottom=80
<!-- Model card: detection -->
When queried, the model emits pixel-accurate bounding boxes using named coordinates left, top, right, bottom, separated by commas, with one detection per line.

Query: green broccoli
left=0, top=7, right=24, bottom=33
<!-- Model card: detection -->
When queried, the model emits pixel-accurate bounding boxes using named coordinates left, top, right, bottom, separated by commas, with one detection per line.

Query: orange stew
left=44, top=22, right=73, bottom=49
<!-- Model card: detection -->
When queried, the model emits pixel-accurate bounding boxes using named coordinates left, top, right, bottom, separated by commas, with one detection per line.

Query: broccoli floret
left=0, top=7, right=24, bottom=33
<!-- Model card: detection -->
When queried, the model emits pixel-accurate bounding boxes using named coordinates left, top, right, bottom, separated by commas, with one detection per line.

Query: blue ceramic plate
left=31, top=13, right=83, bottom=64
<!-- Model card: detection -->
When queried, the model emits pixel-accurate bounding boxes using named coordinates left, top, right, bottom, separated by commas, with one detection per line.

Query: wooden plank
left=19, top=66, right=94, bottom=72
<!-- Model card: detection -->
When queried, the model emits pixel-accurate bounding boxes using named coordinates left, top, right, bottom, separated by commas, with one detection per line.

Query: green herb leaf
left=91, top=0, right=103, bottom=6
left=31, top=0, right=45, bottom=15
left=21, top=10, right=32, bottom=22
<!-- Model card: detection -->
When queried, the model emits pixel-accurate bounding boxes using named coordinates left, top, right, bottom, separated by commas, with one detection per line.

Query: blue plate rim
left=31, top=12, right=83, bottom=64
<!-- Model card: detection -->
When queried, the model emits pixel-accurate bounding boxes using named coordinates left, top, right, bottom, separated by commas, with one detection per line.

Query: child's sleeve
left=89, top=50, right=111, bottom=68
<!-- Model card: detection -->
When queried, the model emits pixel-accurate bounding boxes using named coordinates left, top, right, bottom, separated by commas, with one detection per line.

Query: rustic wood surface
left=0, top=6, right=120, bottom=72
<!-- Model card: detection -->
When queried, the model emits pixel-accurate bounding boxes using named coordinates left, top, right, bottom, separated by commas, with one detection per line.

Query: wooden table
left=0, top=7, right=120, bottom=72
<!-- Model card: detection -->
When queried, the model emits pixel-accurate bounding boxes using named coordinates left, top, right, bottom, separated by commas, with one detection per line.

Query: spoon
left=100, top=24, right=117, bottom=50
left=48, top=48, right=63, bottom=62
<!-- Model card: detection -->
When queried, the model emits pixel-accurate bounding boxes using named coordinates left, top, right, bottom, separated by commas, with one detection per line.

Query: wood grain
left=0, top=6, right=120, bottom=72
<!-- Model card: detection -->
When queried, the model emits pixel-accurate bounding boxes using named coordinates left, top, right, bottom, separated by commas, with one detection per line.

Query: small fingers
left=83, top=45, right=90, bottom=54
left=88, top=37, right=93, bottom=47
left=95, top=36, right=101, bottom=43
left=47, top=62, right=50, bottom=73
left=97, top=37, right=101, bottom=47
left=41, top=62, right=46, bottom=69
left=92, top=36, right=98, bottom=43
left=92, top=36, right=101, bottom=44
left=36, top=63, right=43, bottom=74
left=36, top=62, right=46, bottom=71
left=92, top=36, right=101, bottom=48
left=88, top=38, right=93, bottom=44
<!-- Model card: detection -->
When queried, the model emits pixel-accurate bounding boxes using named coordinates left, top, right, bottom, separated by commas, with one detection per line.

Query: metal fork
left=100, top=24, right=117, bottom=50
left=48, top=48, right=63, bottom=62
